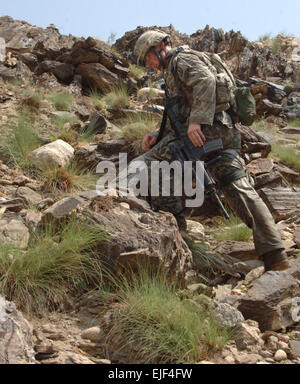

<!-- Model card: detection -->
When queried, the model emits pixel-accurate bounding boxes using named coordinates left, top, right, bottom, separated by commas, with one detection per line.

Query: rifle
left=163, top=98, right=230, bottom=220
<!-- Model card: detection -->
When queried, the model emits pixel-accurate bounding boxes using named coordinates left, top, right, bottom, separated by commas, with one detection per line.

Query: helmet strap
left=150, top=47, right=166, bottom=69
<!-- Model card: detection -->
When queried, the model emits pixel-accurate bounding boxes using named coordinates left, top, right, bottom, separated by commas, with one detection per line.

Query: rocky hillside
left=0, top=17, right=300, bottom=365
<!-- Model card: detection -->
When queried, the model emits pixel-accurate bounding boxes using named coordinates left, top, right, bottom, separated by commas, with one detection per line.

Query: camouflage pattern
left=134, top=30, right=169, bottom=66
left=209, top=155, right=285, bottom=257
left=136, top=44, right=285, bottom=256
left=163, top=47, right=242, bottom=150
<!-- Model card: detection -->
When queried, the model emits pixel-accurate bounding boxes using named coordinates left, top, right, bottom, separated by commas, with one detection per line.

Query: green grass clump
left=129, top=64, right=146, bottom=79
left=251, top=118, right=276, bottom=134
left=0, top=218, right=108, bottom=313
left=213, top=216, right=252, bottom=242
left=271, top=142, right=300, bottom=171
left=287, top=119, right=300, bottom=127
left=1, top=113, right=42, bottom=169
left=50, top=92, right=74, bottom=111
left=51, top=114, right=80, bottom=144
left=103, top=266, right=232, bottom=363
left=41, top=164, right=98, bottom=193
left=102, top=86, right=129, bottom=109
left=117, top=114, right=160, bottom=143
left=89, top=90, right=107, bottom=112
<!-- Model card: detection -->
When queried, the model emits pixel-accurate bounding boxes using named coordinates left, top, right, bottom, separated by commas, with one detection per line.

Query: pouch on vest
left=235, top=87, right=257, bottom=126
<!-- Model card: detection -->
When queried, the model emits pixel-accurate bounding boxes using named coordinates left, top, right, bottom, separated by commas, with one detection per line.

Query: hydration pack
left=170, top=47, right=257, bottom=126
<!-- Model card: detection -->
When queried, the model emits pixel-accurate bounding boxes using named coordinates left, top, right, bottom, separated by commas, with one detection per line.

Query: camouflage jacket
left=162, top=46, right=241, bottom=150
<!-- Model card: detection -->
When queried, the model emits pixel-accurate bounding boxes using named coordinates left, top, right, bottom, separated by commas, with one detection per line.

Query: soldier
left=133, top=30, right=290, bottom=272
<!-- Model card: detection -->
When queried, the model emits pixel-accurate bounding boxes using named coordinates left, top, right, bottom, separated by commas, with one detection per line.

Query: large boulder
left=0, top=296, right=36, bottom=364
left=35, top=60, right=74, bottom=83
left=80, top=196, right=193, bottom=280
left=76, top=63, right=120, bottom=92
left=238, top=258, right=300, bottom=331
left=29, top=140, right=74, bottom=170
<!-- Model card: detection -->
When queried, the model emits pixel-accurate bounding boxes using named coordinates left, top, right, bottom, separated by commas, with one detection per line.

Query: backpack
left=170, top=47, right=257, bottom=126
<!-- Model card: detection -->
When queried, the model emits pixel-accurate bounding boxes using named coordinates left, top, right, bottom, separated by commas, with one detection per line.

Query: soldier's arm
left=176, top=53, right=216, bottom=126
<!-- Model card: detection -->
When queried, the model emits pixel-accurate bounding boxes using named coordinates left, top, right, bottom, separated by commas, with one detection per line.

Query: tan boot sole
left=266, top=260, right=291, bottom=272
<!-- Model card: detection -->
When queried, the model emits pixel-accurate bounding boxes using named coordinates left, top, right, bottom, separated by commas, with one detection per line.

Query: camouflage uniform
left=140, top=46, right=284, bottom=257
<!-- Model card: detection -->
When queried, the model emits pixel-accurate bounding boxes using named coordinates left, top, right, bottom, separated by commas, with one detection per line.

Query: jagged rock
left=76, top=63, right=120, bottom=92
left=254, top=171, right=282, bottom=189
left=0, top=198, right=24, bottom=212
left=238, top=259, right=300, bottom=331
left=0, top=37, right=5, bottom=63
left=74, top=143, right=120, bottom=171
left=214, top=241, right=258, bottom=261
left=0, top=296, right=36, bottom=364
left=235, top=320, right=262, bottom=351
left=0, top=61, right=32, bottom=81
left=257, top=99, right=282, bottom=116
left=84, top=112, right=118, bottom=135
left=0, top=215, right=29, bottom=248
left=246, top=158, right=274, bottom=176
left=29, top=140, right=75, bottom=170
left=35, top=60, right=74, bottom=83
left=259, top=188, right=300, bottom=222
left=186, top=220, right=205, bottom=240
left=280, top=127, right=300, bottom=135
left=212, top=303, right=245, bottom=328
left=43, top=196, right=86, bottom=221
left=17, top=187, right=43, bottom=206
left=80, top=200, right=193, bottom=279
left=236, top=124, right=272, bottom=158
left=18, top=53, right=38, bottom=71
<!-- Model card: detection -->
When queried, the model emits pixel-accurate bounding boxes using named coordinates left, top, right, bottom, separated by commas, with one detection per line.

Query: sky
left=0, top=0, right=299, bottom=43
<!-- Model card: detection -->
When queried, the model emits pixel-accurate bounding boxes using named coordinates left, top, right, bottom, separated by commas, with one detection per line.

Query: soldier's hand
left=142, top=134, right=157, bottom=151
left=188, top=124, right=206, bottom=147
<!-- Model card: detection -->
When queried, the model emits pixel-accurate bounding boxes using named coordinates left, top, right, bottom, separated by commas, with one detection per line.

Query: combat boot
left=262, top=250, right=291, bottom=272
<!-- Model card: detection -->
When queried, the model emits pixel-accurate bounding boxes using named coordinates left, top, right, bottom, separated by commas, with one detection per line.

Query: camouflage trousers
left=133, top=132, right=284, bottom=258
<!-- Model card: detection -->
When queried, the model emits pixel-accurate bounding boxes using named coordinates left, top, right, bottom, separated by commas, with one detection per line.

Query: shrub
left=41, top=164, right=98, bottom=193
left=50, top=92, right=74, bottom=111
left=21, top=91, right=44, bottom=111
left=103, top=266, right=232, bottom=363
left=89, top=90, right=107, bottom=112
left=1, top=113, right=42, bottom=169
left=102, top=86, right=129, bottom=109
left=117, top=113, right=160, bottom=143
left=129, top=64, right=146, bottom=79
left=0, top=218, right=108, bottom=313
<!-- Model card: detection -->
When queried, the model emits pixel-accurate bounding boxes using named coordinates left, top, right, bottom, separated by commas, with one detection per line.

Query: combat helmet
left=134, top=30, right=170, bottom=66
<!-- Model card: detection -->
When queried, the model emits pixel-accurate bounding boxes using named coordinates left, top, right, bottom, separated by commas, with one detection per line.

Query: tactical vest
left=168, top=47, right=256, bottom=125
